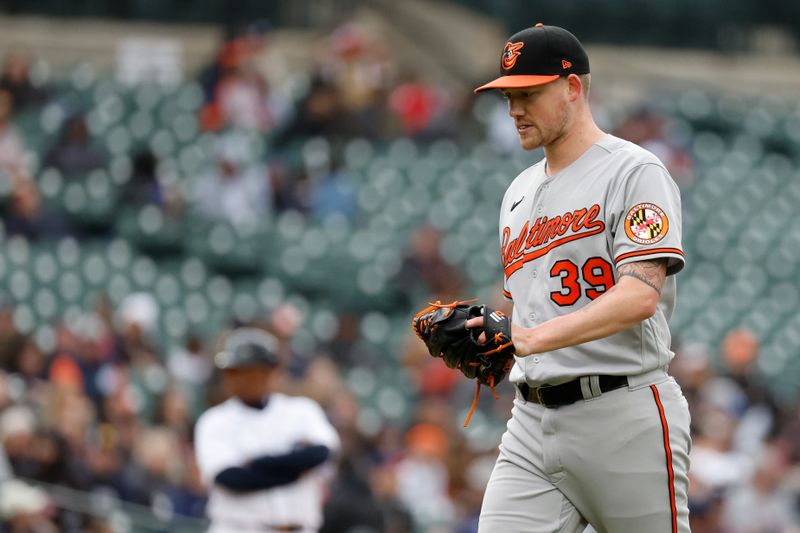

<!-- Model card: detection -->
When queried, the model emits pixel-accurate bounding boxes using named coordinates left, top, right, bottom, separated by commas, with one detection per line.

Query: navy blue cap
left=214, top=328, right=279, bottom=369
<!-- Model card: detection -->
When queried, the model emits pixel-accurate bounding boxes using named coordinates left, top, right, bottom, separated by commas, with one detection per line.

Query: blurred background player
left=194, top=328, right=340, bottom=533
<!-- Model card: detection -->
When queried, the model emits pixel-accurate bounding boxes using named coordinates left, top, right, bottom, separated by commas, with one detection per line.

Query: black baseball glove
left=411, top=300, right=515, bottom=426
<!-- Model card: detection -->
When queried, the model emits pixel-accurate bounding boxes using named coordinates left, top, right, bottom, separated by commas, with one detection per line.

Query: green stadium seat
left=129, top=110, right=155, bottom=142
left=205, top=274, right=234, bottom=308
left=33, top=324, right=57, bottom=353
left=81, top=251, right=110, bottom=287
left=172, top=113, right=199, bottom=145
left=427, top=138, right=460, bottom=167
left=187, top=219, right=266, bottom=275
left=231, top=290, right=260, bottom=323
left=12, top=303, right=36, bottom=335
left=6, top=236, right=32, bottom=268
left=177, top=144, right=207, bottom=177
left=154, top=273, right=182, bottom=307
left=162, top=304, right=189, bottom=341
left=184, top=291, right=211, bottom=326
left=175, top=82, right=204, bottom=113
left=37, top=167, right=64, bottom=210
left=253, top=277, right=283, bottom=311
left=33, top=287, right=59, bottom=321
left=386, top=138, right=418, bottom=169
left=345, top=366, right=378, bottom=400
left=32, top=251, right=59, bottom=286
left=106, top=272, right=133, bottom=305
left=57, top=271, right=84, bottom=304
left=149, top=128, right=177, bottom=158
left=131, top=256, right=159, bottom=290
left=55, top=237, right=82, bottom=268
left=68, top=62, right=97, bottom=93
left=343, top=138, right=376, bottom=171
left=8, top=269, right=33, bottom=301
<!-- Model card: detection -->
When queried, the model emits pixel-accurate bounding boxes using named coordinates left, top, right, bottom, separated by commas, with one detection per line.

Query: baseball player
left=194, top=328, right=340, bottom=533
left=468, top=24, right=692, bottom=532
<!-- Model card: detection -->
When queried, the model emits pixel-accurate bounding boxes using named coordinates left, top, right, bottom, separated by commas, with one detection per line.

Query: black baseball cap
left=214, top=328, right=280, bottom=369
left=474, top=23, right=590, bottom=93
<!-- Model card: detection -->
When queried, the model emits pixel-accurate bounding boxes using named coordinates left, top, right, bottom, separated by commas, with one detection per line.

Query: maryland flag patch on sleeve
left=625, top=203, right=669, bottom=245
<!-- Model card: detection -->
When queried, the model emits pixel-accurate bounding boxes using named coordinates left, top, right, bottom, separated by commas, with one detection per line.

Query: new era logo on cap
left=562, top=59, right=572, bottom=69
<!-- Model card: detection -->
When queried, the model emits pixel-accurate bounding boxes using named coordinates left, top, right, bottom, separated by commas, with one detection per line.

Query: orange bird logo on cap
left=502, top=41, right=524, bottom=69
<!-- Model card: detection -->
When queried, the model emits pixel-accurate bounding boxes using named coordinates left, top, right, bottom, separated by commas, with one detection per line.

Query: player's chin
left=518, top=134, right=543, bottom=151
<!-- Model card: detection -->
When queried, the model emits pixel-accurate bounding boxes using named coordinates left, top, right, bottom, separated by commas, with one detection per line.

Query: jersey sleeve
left=610, top=163, right=685, bottom=276
left=194, top=410, right=242, bottom=484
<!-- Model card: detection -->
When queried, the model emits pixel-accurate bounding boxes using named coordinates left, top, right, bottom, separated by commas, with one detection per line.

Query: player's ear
left=566, top=74, right=583, bottom=102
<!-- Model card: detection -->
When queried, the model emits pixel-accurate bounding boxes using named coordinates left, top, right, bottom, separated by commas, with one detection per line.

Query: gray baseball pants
left=479, top=373, right=691, bottom=533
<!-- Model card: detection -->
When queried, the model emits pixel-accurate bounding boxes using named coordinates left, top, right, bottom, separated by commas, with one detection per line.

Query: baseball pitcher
left=415, top=23, right=691, bottom=533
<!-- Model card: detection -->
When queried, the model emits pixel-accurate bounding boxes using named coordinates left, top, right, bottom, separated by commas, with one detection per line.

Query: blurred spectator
left=719, top=328, right=783, bottom=451
left=122, top=426, right=186, bottom=511
left=43, top=114, right=106, bottom=178
left=317, top=21, right=395, bottom=140
left=154, top=386, right=193, bottom=442
left=274, top=78, right=348, bottom=146
left=368, top=459, right=414, bottom=533
left=266, top=302, right=311, bottom=383
left=0, top=478, right=58, bottom=533
left=191, top=133, right=271, bottom=227
left=319, top=454, right=385, bottom=533
left=690, top=401, right=754, bottom=490
left=394, top=422, right=455, bottom=530
left=122, top=149, right=167, bottom=208
left=198, top=22, right=269, bottom=105
left=0, top=302, right=27, bottom=373
left=268, top=159, right=308, bottom=213
left=114, top=292, right=160, bottom=360
left=308, top=158, right=358, bottom=222
left=482, top=95, right=523, bottom=154
left=614, top=107, right=694, bottom=187
left=688, top=480, right=730, bottom=533
left=12, top=339, right=48, bottom=398
left=0, top=52, right=47, bottom=111
left=4, top=179, right=73, bottom=240
left=388, top=74, right=441, bottom=139
left=402, top=327, right=460, bottom=400
left=198, top=21, right=292, bottom=135
left=0, top=88, right=30, bottom=182
left=167, top=334, right=212, bottom=418
left=722, top=442, right=800, bottom=531
left=317, top=312, right=378, bottom=369
left=396, top=224, right=465, bottom=307
left=213, top=64, right=277, bottom=132
left=0, top=406, right=36, bottom=477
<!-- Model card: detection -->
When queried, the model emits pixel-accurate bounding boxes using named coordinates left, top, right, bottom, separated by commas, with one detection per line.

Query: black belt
left=517, top=375, right=629, bottom=408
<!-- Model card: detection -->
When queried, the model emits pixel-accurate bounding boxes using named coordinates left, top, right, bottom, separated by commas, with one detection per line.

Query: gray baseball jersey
left=499, top=134, right=685, bottom=387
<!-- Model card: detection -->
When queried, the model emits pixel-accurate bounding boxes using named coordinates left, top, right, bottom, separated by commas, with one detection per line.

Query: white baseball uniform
left=479, top=134, right=691, bottom=532
left=195, top=393, right=340, bottom=533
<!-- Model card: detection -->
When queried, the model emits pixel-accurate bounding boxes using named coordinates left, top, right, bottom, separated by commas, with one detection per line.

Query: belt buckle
left=534, top=384, right=555, bottom=408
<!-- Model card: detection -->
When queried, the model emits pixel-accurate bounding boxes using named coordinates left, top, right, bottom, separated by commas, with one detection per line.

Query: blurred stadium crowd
left=0, top=16, right=799, bottom=533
